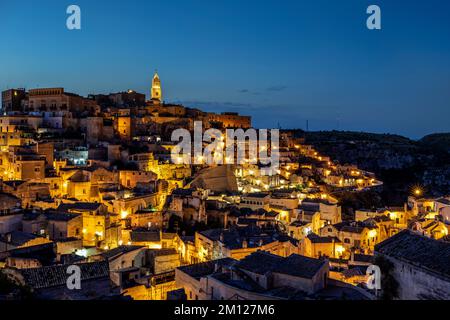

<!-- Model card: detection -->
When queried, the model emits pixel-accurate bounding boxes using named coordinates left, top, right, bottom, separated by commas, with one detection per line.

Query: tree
left=0, top=271, right=33, bottom=300
left=374, top=255, right=399, bottom=300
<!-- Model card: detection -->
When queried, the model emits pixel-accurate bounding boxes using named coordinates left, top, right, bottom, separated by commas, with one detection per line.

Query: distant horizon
left=1, top=81, right=448, bottom=140
left=1, top=0, right=450, bottom=139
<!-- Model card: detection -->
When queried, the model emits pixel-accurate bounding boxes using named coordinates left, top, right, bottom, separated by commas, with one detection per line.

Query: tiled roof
left=375, top=230, right=450, bottom=278
left=236, top=251, right=327, bottom=279
left=290, top=220, right=308, bottom=227
left=436, top=198, right=450, bottom=206
left=100, top=245, right=144, bottom=260
left=353, top=254, right=373, bottom=263
left=265, top=211, right=278, bottom=218
left=299, top=203, right=320, bottom=212
left=242, top=193, right=269, bottom=199
left=148, top=248, right=177, bottom=256
left=57, top=203, right=102, bottom=212
left=307, top=233, right=341, bottom=244
left=0, top=242, right=56, bottom=266
left=68, top=171, right=90, bottom=182
left=180, top=236, right=194, bottom=244
left=333, top=222, right=366, bottom=234
left=342, top=266, right=367, bottom=278
left=172, top=188, right=194, bottom=197
left=369, top=215, right=391, bottom=223
left=131, top=230, right=160, bottom=242
left=19, top=261, right=110, bottom=289
left=22, top=211, right=43, bottom=221
left=200, top=227, right=283, bottom=249
left=237, top=218, right=260, bottom=225
left=178, top=258, right=236, bottom=279
left=0, top=231, right=43, bottom=246
left=44, top=211, right=80, bottom=222
left=0, top=193, right=21, bottom=202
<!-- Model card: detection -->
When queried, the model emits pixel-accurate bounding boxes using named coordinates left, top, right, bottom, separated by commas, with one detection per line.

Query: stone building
left=1, top=88, right=26, bottom=112
left=119, top=170, right=157, bottom=189
left=375, top=230, right=450, bottom=300
left=320, top=221, right=378, bottom=254
left=0, top=231, right=52, bottom=252
left=175, top=251, right=329, bottom=300
left=205, top=112, right=251, bottom=129
left=193, top=226, right=300, bottom=262
left=2, top=260, right=114, bottom=299
left=302, top=233, right=346, bottom=259
left=27, top=87, right=98, bottom=113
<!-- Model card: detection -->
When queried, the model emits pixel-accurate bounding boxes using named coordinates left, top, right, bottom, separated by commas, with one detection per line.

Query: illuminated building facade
left=151, top=72, right=162, bottom=102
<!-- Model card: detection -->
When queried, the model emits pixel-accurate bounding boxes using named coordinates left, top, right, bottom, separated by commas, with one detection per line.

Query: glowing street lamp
left=414, top=188, right=423, bottom=197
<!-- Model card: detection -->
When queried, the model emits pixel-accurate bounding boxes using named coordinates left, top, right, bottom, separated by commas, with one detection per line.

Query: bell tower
left=151, top=72, right=162, bottom=102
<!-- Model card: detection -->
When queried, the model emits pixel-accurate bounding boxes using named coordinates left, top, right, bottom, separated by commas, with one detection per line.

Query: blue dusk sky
left=0, top=0, right=449, bottom=139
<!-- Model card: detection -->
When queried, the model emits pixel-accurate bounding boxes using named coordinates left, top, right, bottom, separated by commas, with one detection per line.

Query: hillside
left=419, top=133, right=450, bottom=153
left=303, top=131, right=450, bottom=205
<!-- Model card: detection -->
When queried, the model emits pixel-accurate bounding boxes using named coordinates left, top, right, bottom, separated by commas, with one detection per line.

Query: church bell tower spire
left=151, top=71, right=162, bottom=102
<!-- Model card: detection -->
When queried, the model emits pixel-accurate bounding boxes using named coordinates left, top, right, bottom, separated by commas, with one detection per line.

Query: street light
left=414, top=188, right=422, bottom=197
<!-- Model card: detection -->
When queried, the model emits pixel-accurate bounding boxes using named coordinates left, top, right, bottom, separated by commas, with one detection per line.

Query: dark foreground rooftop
left=375, top=230, right=450, bottom=278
